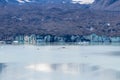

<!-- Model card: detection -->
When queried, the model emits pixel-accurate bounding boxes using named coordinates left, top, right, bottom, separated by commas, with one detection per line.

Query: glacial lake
left=0, top=43, right=120, bottom=80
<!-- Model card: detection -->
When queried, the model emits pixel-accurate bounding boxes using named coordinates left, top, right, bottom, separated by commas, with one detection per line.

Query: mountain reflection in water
left=0, top=45, right=120, bottom=80
left=0, top=63, right=120, bottom=80
left=0, top=63, right=5, bottom=73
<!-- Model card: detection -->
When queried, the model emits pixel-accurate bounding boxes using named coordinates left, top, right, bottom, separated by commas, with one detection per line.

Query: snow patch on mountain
left=17, top=0, right=32, bottom=3
left=17, top=0, right=25, bottom=3
left=72, top=0, right=94, bottom=4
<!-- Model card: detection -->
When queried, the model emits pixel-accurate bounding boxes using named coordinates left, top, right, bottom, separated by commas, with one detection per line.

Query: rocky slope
left=0, top=0, right=120, bottom=41
left=90, top=0, right=120, bottom=11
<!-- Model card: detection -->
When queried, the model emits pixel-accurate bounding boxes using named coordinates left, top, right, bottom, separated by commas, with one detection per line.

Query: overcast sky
left=72, top=0, right=94, bottom=4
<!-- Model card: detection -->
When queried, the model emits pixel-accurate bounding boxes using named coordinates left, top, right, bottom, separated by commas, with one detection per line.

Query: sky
left=72, top=0, right=94, bottom=4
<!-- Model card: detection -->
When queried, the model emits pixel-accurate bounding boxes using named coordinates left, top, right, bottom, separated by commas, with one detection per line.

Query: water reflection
left=0, top=45, right=120, bottom=80
left=26, top=63, right=100, bottom=74
left=0, top=63, right=120, bottom=80
left=109, top=51, right=120, bottom=56
left=0, top=63, right=5, bottom=73
left=94, top=51, right=120, bottom=56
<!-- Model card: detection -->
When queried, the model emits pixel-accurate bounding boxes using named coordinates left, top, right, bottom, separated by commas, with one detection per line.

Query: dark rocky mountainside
left=90, top=0, right=120, bottom=11
left=0, top=0, right=120, bottom=40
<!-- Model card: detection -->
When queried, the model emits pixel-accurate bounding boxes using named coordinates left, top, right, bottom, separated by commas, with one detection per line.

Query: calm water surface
left=0, top=44, right=120, bottom=80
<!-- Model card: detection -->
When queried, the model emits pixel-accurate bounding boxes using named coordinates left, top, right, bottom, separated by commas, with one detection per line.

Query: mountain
left=0, top=3, right=120, bottom=38
left=0, top=0, right=93, bottom=5
left=0, top=0, right=120, bottom=40
left=0, top=0, right=72, bottom=4
left=0, top=0, right=18, bottom=4
left=90, top=0, right=120, bottom=11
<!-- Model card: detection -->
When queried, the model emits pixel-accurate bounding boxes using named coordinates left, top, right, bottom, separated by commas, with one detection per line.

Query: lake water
left=0, top=44, right=120, bottom=80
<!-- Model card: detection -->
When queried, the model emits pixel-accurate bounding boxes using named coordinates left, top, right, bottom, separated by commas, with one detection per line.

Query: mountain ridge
left=0, top=0, right=120, bottom=40
left=0, top=0, right=75, bottom=4
left=90, top=0, right=120, bottom=11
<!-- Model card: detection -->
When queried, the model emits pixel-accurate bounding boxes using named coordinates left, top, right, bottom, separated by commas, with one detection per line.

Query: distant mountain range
left=0, top=0, right=120, bottom=11
left=0, top=0, right=77, bottom=4
left=0, top=0, right=73, bottom=6
left=0, top=0, right=120, bottom=40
